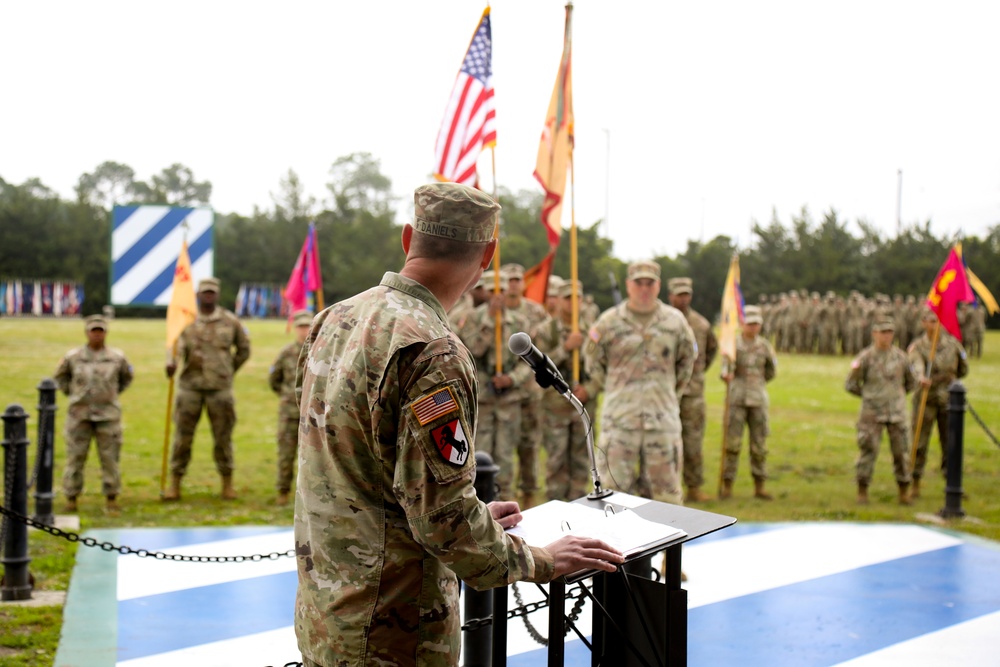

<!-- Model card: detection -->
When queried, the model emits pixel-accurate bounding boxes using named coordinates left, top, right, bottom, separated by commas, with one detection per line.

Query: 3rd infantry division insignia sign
left=431, top=419, right=469, bottom=465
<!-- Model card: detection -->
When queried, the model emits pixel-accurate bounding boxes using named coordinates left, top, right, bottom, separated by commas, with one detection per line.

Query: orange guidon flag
left=166, top=239, right=198, bottom=350
left=533, top=2, right=574, bottom=249
left=926, top=246, right=975, bottom=341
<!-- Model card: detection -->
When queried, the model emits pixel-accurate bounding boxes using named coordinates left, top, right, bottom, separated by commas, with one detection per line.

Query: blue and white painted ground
left=54, top=523, right=1000, bottom=667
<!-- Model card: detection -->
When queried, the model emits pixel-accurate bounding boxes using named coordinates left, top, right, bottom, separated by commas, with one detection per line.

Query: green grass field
left=1, top=317, right=999, bottom=666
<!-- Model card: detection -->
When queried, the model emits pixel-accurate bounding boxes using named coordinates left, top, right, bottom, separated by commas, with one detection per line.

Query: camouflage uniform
left=171, top=303, right=251, bottom=478
left=538, top=281, right=595, bottom=501
left=724, top=325, right=777, bottom=483
left=269, top=312, right=311, bottom=496
left=907, top=325, right=968, bottom=479
left=295, top=269, right=556, bottom=664
left=669, top=278, right=718, bottom=494
left=54, top=316, right=133, bottom=500
left=458, top=299, right=533, bottom=499
left=846, top=331, right=916, bottom=486
left=584, top=264, right=695, bottom=505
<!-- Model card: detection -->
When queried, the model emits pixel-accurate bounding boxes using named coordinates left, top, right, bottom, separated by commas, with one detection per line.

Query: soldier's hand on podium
left=488, top=501, right=523, bottom=530
left=546, top=536, right=624, bottom=577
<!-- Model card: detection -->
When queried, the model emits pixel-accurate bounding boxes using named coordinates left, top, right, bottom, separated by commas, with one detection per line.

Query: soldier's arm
left=845, top=354, right=864, bottom=396
left=268, top=350, right=284, bottom=395
left=704, top=325, right=719, bottom=369
left=396, top=342, right=556, bottom=588
left=956, top=343, right=969, bottom=379
left=118, top=354, right=134, bottom=394
left=906, top=343, right=927, bottom=384
left=903, top=354, right=918, bottom=394
left=764, top=341, right=778, bottom=383
left=457, top=306, right=493, bottom=357
left=54, top=354, right=72, bottom=395
left=581, top=323, right=608, bottom=400
left=232, top=319, right=251, bottom=372
left=674, top=320, right=697, bottom=395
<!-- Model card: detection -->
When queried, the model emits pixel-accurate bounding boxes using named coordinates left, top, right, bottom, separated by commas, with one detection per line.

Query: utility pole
left=896, top=169, right=903, bottom=235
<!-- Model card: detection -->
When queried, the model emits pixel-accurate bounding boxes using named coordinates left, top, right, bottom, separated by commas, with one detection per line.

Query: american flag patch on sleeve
left=410, top=387, right=459, bottom=425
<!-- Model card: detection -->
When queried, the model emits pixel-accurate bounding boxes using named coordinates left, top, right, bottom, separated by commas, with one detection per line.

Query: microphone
left=507, top=332, right=569, bottom=394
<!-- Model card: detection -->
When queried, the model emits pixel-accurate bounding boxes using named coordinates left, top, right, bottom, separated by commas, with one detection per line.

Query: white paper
left=507, top=500, right=686, bottom=556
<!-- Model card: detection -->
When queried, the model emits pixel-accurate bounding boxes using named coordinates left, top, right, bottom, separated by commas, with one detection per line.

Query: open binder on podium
left=507, top=497, right=687, bottom=558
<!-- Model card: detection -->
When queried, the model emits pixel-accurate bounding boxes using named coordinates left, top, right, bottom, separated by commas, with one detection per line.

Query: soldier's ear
left=401, top=224, right=414, bottom=254
left=479, top=239, right=497, bottom=269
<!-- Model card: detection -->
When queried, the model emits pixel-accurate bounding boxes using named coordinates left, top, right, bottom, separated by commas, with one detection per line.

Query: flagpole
left=569, top=155, right=580, bottom=383
left=161, top=345, right=177, bottom=498
left=719, top=357, right=732, bottom=497
left=313, top=223, right=325, bottom=311
left=490, top=147, right=503, bottom=376
left=909, top=320, right=941, bottom=473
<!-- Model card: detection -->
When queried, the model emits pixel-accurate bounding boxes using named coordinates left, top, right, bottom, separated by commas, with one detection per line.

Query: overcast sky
left=3, top=0, right=999, bottom=261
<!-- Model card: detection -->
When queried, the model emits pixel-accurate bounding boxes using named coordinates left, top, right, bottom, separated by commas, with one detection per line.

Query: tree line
left=2, top=153, right=998, bottom=328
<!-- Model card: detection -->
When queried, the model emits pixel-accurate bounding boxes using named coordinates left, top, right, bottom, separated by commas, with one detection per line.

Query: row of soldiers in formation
left=47, top=268, right=977, bottom=515
left=760, top=290, right=988, bottom=358
left=50, top=277, right=313, bottom=514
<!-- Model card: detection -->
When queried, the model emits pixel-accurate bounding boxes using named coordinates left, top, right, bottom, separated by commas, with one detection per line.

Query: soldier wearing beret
left=907, top=308, right=969, bottom=496
left=164, top=276, right=251, bottom=500
left=846, top=318, right=917, bottom=505
left=721, top=305, right=777, bottom=500
left=294, top=183, right=622, bottom=667
left=668, top=277, right=718, bottom=502
left=269, top=309, right=312, bottom=506
left=55, top=315, right=134, bottom=514
left=584, top=260, right=696, bottom=505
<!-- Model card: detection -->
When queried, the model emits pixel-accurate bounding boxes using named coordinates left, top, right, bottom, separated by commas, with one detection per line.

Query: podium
left=491, top=494, right=736, bottom=667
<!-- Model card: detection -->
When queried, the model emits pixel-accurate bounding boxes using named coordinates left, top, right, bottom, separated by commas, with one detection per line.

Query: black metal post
left=939, top=381, right=966, bottom=519
left=2, top=404, right=33, bottom=601
left=465, top=451, right=499, bottom=666
left=33, top=379, right=57, bottom=525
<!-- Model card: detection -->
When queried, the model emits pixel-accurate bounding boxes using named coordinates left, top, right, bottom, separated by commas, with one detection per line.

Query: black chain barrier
left=967, top=400, right=1000, bottom=449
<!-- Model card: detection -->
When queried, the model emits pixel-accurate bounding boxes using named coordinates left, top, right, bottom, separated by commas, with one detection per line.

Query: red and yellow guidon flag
left=926, top=247, right=975, bottom=341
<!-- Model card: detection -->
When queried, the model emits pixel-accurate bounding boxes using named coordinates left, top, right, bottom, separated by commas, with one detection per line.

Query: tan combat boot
left=686, top=486, right=710, bottom=503
left=106, top=495, right=121, bottom=516
left=162, top=475, right=182, bottom=501
left=720, top=479, right=733, bottom=500
left=64, top=496, right=78, bottom=513
left=753, top=478, right=774, bottom=501
left=911, top=477, right=921, bottom=499
left=221, top=475, right=238, bottom=500
left=898, top=482, right=912, bottom=506
left=857, top=482, right=869, bottom=505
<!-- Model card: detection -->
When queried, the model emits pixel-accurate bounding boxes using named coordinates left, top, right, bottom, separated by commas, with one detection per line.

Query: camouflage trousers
left=542, top=397, right=594, bottom=501
left=518, top=393, right=542, bottom=494
left=679, top=394, right=706, bottom=489
left=819, top=326, right=838, bottom=355
left=596, top=426, right=683, bottom=505
left=724, top=405, right=769, bottom=481
left=62, top=418, right=122, bottom=498
left=476, top=399, right=521, bottom=500
left=855, top=417, right=911, bottom=485
left=911, top=393, right=949, bottom=479
left=171, top=387, right=236, bottom=477
left=276, top=413, right=299, bottom=493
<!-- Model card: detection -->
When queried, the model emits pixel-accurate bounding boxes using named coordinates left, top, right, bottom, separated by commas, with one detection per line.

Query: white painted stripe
left=682, top=524, right=962, bottom=609
left=117, top=531, right=295, bottom=600
left=112, top=206, right=171, bottom=262
left=830, top=609, right=1000, bottom=667
left=111, top=210, right=213, bottom=304
left=116, top=626, right=299, bottom=667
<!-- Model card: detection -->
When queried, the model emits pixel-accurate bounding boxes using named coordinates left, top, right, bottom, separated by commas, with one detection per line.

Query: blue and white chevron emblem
left=110, top=206, right=214, bottom=306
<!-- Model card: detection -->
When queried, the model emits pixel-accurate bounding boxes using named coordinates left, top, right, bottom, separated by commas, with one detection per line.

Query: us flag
left=411, top=388, right=459, bottom=425
left=433, top=7, right=495, bottom=186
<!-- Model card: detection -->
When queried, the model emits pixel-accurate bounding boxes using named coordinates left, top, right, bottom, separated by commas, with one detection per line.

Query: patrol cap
left=85, top=314, right=108, bottom=331
left=743, top=305, right=763, bottom=325
left=547, top=275, right=565, bottom=298
left=557, top=279, right=583, bottom=299
left=668, top=277, right=693, bottom=295
left=501, top=263, right=525, bottom=280
left=627, top=260, right=660, bottom=281
left=481, top=270, right=507, bottom=291
left=198, top=277, right=221, bottom=293
left=412, top=183, right=499, bottom=243
left=291, top=309, right=313, bottom=328
left=872, top=318, right=895, bottom=332
left=921, top=308, right=939, bottom=322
